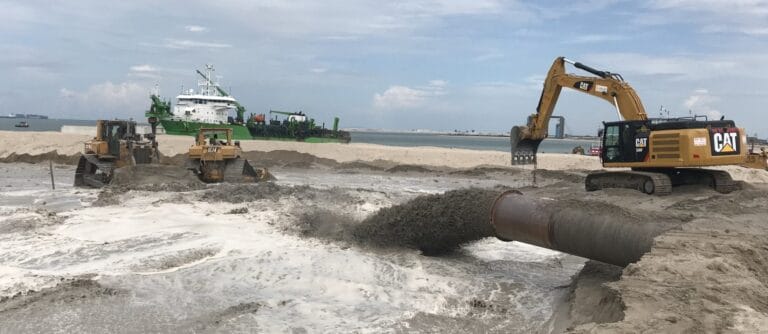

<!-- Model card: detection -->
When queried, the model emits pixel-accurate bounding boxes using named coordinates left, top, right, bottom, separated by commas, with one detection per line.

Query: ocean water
left=0, top=118, right=96, bottom=132
left=349, top=131, right=599, bottom=153
left=0, top=118, right=598, bottom=154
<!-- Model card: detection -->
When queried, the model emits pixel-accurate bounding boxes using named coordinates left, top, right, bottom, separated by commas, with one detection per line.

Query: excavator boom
left=511, top=57, right=647, bottom=164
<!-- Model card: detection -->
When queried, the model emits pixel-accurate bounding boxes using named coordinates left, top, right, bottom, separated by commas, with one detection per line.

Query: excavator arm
left=510, top=57, right=648, bottom=164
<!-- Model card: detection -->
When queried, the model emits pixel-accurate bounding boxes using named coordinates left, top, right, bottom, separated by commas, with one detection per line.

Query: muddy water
left=0, top=163, right=583, bottom=333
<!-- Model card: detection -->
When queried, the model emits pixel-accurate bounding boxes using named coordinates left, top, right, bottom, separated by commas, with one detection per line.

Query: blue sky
left=3, top=0, right=768, bottom=136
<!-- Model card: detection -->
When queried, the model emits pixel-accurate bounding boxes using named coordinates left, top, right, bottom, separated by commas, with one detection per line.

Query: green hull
left=160, top=119, right=253, bottom=140
left=159, top=119, right=349, bottom=143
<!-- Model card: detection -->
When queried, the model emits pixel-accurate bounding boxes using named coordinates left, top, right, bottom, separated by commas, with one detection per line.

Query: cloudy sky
left=3, top=0, right=768, bottom=135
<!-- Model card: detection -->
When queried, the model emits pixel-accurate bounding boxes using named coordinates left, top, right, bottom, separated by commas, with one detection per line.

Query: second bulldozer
left=187, top=128, right=270, bottom=183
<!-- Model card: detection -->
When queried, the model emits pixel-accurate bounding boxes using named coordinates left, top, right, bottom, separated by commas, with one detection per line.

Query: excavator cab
left=600, top=121, right=651, bottom=163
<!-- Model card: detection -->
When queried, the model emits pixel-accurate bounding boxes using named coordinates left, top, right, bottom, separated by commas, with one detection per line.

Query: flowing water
left=0, top=163, right=583, bottom=332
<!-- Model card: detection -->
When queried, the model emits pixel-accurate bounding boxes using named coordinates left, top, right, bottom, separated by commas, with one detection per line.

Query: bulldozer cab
left=196, top=128, right=233, bottom=147
left=97, top=120, right=138, bottom=155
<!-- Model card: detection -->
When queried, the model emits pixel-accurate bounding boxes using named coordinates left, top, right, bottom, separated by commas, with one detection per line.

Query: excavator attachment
left=510, top=126, right=542, bottom=165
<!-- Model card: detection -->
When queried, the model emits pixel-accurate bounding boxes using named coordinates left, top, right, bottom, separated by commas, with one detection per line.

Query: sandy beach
left=1, top=130, right=768, bottom=333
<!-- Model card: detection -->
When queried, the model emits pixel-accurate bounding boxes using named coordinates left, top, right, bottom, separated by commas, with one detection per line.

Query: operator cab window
left=604, top=125, right=620, bottom=162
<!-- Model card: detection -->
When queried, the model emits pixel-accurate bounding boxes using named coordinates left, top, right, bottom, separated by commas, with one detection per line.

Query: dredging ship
left=145, top=64, right=350, bottom=143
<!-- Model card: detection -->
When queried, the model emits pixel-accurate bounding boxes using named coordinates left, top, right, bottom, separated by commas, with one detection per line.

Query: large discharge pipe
left=490, top=191, right=680, bottom=267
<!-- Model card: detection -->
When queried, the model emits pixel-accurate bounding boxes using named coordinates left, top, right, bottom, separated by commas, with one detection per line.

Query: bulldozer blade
left=510, top=126, right=543, bottom=165
left=73, top=154, right=114, bottom=188
left=223, top=158, right=272, bottom=183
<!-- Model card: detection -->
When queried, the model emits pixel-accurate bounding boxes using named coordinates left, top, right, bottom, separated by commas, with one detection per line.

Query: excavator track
left=667, top=168, right=739, bottom=194
left=585, top=170, right=672, bottom=195
left=709, top=170, right=739, bottom=194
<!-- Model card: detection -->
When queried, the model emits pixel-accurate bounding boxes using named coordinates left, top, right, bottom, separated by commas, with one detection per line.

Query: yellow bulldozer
left=511, top=57, right=754, bottom=195
left=74, top=120, right=160, bottom=188
left=187, top=128, right=270, bottom=183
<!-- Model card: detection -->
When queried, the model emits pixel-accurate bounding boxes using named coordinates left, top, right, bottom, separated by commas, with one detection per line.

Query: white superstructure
left=171, top=64, right=237, bottom=124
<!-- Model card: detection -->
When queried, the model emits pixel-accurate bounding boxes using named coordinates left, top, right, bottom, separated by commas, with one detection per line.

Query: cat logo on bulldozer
left=711, top=128, right=739, bottom=155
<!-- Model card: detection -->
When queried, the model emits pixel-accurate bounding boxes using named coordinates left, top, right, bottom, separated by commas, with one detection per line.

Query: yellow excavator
left=187, top=128, right=270, bottom=183
left=511, top=57, right=748, bottom=195
left=74, top=120, right=160, bottom=188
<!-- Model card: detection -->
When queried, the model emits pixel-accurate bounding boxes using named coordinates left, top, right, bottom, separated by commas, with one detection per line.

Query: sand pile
left=0, top=151, right=80, bottom=165
left=94, top=165, right=206, bottom=206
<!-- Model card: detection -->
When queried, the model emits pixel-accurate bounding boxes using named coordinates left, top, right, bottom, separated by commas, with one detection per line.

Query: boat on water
left=14, top=121, right=29, bottom=128
left=145, top=64, right=350, bottom=143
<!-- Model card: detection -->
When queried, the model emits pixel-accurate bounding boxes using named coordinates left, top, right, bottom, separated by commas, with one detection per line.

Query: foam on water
left=0, top=163, right=582, bottom=332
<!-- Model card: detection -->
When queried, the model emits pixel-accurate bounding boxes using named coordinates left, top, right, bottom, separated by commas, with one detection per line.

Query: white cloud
left=163, top=39, right=232, bottom=49
left=128, top=64, right=161, bottom=80
left=472, top=52, right=504, bottom=62
left=683, top=88, right=721, bottom=119
left=59, top=81, right=149, bottom=117
left=130, top=64, right=156, bottom=72
left=185, top=25, right=208, bottom=32
left=564, top=34, right=625, bottom=44
left=428, top=79, right=447, bottom=87
left=645, top=0, right=768, bottom=35
left=580, top=53, right=738, bottom=80
left=373, top=80, right=447, bottom=109
left=206, top=0, right=527, bottom=38
left=310, top=68, right=328, bottom=74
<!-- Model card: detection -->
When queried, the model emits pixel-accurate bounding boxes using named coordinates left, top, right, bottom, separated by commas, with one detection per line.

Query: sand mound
left=109, top=164, right=204, bottom=191
left=131, top=247, right=219, bottom=272
left=94, top=165, right=205, bottom=206
left=385, top=165, right=437, bottom=173
left=241, top=150, right=339, bottom=168
left=0, top=151, right=80, bottom=165
left=0, top=278, right=120, bottom=310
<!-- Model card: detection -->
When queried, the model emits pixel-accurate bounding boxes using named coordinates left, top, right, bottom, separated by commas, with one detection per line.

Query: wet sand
left=1, top=130, right=768, bottom=332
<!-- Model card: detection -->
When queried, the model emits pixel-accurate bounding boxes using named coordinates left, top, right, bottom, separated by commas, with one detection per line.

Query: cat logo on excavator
left=711, top=128, right=740, bottom=155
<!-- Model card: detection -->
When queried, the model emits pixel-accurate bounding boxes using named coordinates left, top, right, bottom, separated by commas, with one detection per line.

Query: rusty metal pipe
left=490, top=191, right=678, bottom=267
